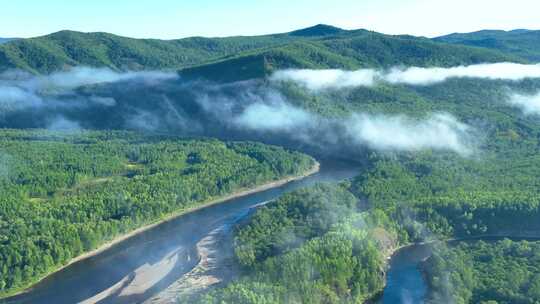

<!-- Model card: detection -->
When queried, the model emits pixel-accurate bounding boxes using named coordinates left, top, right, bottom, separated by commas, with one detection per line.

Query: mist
left=11, top=67, right=177, bottom=91
left=385, top=63, right=540, bottom=85
left=0, top=66, right=476, bottom=156
left=0, top=67, right=178, bottom=126
left=271, top=63, right=540, bottom=89
left=346, top=113, right=472, bottom=155
left=507, top=92, right=540, bottom=115
left=232, top=99, right=474, bottom=156
left=233, top=102, right=313, bottom=131
left=270, top=69, right=377, bottom=90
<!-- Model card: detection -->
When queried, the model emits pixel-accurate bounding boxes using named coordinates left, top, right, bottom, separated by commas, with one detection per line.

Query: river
left=2, top=159, right=360, bottom=304
left=9, top=152, right=534, bottom=304
left=379, top=244, right=432, bottom=304
left=379, top=236, right=540, bottom=304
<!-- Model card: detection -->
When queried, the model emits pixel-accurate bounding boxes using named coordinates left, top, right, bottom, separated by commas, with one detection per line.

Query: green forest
left=195, top=183, right=399, bottom=304
left=2, top=23, right=540, bottom=304
left=191, top=146, right=540, bottom=303
left=0, top=24, right=523, bottom=75
left=0, top=129, right=315, bottom=297
left=424, top=240, right=540, bottom=304
left=188, top=72, right=540, bottom=302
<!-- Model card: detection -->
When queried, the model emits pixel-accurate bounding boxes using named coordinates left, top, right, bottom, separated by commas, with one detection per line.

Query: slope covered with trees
left=435, top=29, right=540, bottom=61
left=424, top=239, right=540, bottom=303
left=0, top=30, right=297, bottom=74
left=188, top=74, right=540, bottom=303
left=0, top=129, right=315, bottom=297
left=180, top=32, right=521, bottom=82
left=0, top=25, right=522, bottom=75
left=2, top=23, right=540, bottom=304
left=196, top=183, right=401, bottom=304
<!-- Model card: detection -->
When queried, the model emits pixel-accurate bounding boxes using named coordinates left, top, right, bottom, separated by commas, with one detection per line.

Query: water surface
left=2, top=159, right=359, bottom=304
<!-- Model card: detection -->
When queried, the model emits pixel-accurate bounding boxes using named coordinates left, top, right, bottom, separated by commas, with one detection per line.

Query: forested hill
left=435, top=29, right=540, bottom=61
left=0, top=129, right=315, bottom=297
left=0, top=24, right=522, bottom=75
left=179, top=32, right=521, bottom=82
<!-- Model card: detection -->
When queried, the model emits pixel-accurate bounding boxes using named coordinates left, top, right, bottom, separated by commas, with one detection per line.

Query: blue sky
left=2, top=0, right=539, bottom=39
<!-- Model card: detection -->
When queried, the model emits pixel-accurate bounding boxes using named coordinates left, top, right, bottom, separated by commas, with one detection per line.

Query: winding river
left=7, top=151, right=535, bottom=304
left=2, top=159, right=360, bottom=304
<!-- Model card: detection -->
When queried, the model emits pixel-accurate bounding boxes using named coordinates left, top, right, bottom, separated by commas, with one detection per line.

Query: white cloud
left=234, top=102, right=313, bottom=131
left=385, top=63, right=540, bottom=85
left=0, top=67, right=176, bottom=113
left=32, top=67, right=177, bottom=91
left=233, top=99, right=473, bottom=155
left=507, top=92, right=540, bottom=115
left=346, top=113, right=472, bottom=155
left=270, top=69, right=377, bottom=90
left=0, top=85, right=42, bottom=110
left=47, top=116, right=81, bottom=131
left=271, top=63, right=540, bottom=89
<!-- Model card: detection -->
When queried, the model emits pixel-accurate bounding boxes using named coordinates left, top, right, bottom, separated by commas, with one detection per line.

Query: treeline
left=0, top=129, right=314, bottom=296
left=424, top=239, right=540, bottom=303
left=0, top=24, right=521, bottom=75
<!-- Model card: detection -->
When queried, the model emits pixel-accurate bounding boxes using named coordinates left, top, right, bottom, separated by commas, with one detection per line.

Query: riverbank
left=370, top=232, right=540, bottom=304
left=142, top=220, right=235, bottom=304
left=1, top=161, right=320, bottom=300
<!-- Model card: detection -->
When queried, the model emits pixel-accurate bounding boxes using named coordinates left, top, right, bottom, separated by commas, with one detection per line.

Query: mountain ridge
left=0, top=25, right=531, bottom=75
left=435, top=29, right=540, bottom=61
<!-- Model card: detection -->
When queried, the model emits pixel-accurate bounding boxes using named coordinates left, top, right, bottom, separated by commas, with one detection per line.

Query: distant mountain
left=0, top=30, right=300, bottom=74
left=0, top=25, right=524, bottom=75
left=435, top=29, right=540, bottom=61
left=0, top=38, right=17, bottom=44
left=181, top=30, right=522, bottom=82
left=289, top=24, right=346, bottom=37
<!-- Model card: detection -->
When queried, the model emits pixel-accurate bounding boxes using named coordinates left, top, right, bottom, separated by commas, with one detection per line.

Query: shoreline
left=368, top=232, right=540, bottom=303
left=2, top=161, right=320, bottom=300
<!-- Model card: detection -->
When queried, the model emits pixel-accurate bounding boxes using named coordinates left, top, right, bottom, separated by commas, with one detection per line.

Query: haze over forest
left=1, top=18, right=540, bottom=304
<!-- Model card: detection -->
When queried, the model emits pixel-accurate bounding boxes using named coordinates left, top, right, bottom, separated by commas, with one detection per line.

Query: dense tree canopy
left=0, top=25, right=521, bottom=75
left=198, top=183, right=399, bottom=304
left=0, top=129, right=314, bottom=297
left=2, top=22, right=540, bottom=304
left=424, top=240, right=540, bottom=304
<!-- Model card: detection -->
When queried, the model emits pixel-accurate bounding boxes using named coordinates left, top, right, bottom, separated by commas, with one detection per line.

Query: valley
left=1, top=21, right=540, bottom=304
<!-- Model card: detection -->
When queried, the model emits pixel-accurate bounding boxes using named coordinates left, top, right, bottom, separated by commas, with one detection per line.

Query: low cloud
left=271, top=63, right=540, bottom=90
left=0, top=67, right=177, bottom=113
left=385, top=63, right=540, bottom=85
left=0, top=67, right=475, bottom=156
left=0, top=85, right=42, bottom=110
left=47, top=116, right=81, bottom=131
left=233, top=102, right=313, bottom=132
left=0, top=67, right=178, bottom=130
left=233, top=99, right=473, bottom=156
left=126, top=110, right=161, bottom=131
left=507, top=92, right=540, bottom=115
left=17, top=67, right=177, bottom=91
left=270, top=69, right=377, bottom=90
left=346, top=113, right=472, bottom=154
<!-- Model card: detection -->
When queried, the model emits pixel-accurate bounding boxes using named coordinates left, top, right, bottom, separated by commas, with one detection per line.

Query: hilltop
left=435, top=29, right=540, bottom=61
left=0, top=25, right=524, bottom=75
